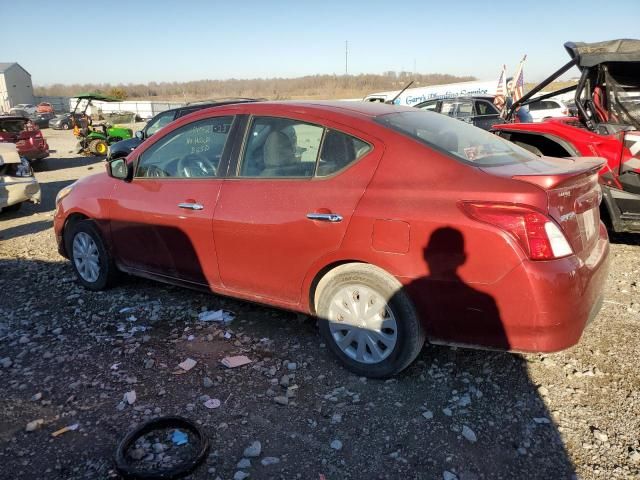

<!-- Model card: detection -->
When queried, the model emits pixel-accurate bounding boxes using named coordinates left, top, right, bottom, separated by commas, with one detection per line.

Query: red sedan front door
left=213, top=115, right=382, bottom=305
left=108, top=116, right=235, bottom=286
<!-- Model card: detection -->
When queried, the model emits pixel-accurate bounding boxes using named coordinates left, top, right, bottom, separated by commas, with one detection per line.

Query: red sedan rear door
left=213, top=113, right=382, bottom=305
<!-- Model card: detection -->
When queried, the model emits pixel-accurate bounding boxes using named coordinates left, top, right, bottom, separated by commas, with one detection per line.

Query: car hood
left=108, top=136, right=142, bottom=157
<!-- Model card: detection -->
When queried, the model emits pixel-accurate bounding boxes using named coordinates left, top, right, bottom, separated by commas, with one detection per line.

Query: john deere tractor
left=71, top=93, right=134, bottom=156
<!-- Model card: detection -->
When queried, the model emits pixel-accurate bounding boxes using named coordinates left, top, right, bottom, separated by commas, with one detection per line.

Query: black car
left=106, top=98, right=258, bottom=160
left=414, top=95, right=505, bottom=130
left=34, top=112, right=56, bottom=128
left=49, top=113, right=84, bottom=130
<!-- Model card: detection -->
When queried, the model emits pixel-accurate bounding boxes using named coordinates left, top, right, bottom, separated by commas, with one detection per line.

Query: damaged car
left=0, top=143, right=41, bottom=213
left=493, top=39, right=640, bottom=233
left=0, top=115, right=50, bottom=161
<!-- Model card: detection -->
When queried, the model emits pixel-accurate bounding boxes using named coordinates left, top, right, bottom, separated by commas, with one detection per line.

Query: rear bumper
left=1, top=178, right=41, bottom=208
left=409, top=228, right=610, bottom=353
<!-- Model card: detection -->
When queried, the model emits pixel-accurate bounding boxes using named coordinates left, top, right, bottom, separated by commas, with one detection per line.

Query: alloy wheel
left=72, top=232, right=100, bottom=283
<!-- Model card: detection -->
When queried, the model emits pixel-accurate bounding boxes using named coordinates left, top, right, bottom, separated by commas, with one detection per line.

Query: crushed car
left=493, top=39, right=640, bottom=233
left=0, top=142, right=40, bottom=213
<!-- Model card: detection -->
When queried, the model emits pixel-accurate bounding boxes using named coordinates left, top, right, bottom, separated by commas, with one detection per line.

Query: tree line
left=34, top=72, right=476, bottom=101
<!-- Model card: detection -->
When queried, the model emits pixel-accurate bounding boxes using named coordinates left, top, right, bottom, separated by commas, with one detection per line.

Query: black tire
left=2, top=202, right=22, bottom=213
left=114, top=416, right=210, bottom=480
left=62, top=122, right=70, bottom=130
left=64, top=220, right=118, bottom=290
left=315, top=263, right=425, bottom=378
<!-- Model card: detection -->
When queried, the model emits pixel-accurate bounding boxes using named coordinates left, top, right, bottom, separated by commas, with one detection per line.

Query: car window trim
left=133, top=115, right=238, bottom=180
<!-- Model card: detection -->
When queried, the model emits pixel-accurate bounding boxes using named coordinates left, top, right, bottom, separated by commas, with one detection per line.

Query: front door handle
left=306, top=212, right=343, bottom=222
left=178, top=202, right=204, bottom=210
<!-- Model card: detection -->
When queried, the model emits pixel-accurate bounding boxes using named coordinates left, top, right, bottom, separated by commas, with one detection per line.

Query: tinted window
left=136, top=116, right=233, bottom=178
left=145, top=110, right=176, bottom=137
left=475, top=100, right=499, bottom=115
left=441, top=99, right=473, bottom=118
left=417, top=100, right=439, bottom=112
left=376, top=111, right=538, bottom=166
left=239, top=117, right=323, bottom=178
left=317, top=130, right=371, bottom=176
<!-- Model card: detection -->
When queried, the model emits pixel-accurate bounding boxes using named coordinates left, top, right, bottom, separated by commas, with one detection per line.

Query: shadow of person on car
left=395, top=227, right=575, bottom=478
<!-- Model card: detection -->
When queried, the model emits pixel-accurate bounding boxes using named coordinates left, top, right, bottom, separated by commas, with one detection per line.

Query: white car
left=0, top=143, right=41, bottom=213
left=11, top=104, right=37, bottom=115
left=527, top=98, right=569, bottom=122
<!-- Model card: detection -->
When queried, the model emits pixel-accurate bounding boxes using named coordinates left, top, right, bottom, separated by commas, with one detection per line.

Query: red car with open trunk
left=0, top=115, right=49, bottom=161
left=53, top=101, right=609, bottom=377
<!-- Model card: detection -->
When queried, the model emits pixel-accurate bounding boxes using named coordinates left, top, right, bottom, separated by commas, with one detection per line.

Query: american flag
left=511, top=55, right=527, bottom=104
left=493, top=64, right=507, bottom=113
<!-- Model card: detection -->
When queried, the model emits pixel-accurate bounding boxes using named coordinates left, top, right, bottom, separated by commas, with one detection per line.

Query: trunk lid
left=480, top=156, right=605, bottom=259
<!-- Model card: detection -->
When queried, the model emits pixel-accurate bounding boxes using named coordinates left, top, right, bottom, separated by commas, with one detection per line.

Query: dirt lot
left=0, top=128, right=639, bottom=480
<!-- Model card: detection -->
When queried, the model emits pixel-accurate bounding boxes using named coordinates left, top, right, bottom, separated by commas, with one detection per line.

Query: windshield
left=376, top=110, right=538, bottom=166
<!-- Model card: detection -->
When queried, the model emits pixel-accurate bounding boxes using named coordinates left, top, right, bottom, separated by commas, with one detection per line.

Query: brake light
left=460, top=202, right=573, bottom=260
left=561, top=108, right=568, bottom=115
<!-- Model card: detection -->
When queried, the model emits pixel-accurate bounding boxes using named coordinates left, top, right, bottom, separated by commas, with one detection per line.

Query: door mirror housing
left=107, top=158, right=132, bottom=181
left=135, top=130, right=145, bottom=141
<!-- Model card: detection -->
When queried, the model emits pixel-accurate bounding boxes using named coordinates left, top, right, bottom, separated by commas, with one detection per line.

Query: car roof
left=0, top=116, right=28, bottom=121
left=226, top=100, right=417, bottom=118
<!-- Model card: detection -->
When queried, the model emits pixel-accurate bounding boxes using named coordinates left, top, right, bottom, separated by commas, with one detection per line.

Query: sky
left=1, top=0, right=639, bottom=86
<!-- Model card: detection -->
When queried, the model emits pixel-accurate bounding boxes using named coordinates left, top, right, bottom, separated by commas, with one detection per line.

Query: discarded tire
left=114, top=416, right=210, bottom=480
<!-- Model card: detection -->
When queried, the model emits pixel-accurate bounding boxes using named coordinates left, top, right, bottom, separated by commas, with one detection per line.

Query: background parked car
left=107, top=98, right=259, bottom=160
left=55, top=101, right=609, bottom=378
left=49, top=113, right=84, bottom=130
left=414, top=95, right=505, bottom=130
left=0, top=115, right=49, bottom=161
left=10, top=104, right=37, bottom=116
left=34, top=112, right=56, bottom=128
left=527, top=98, right=570, bottom=122
left=36, top=102, right=55, bottom=114
left=0, top=142, right=40, bottom=212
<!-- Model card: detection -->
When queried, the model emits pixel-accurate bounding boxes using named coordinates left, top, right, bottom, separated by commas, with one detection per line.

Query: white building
left=0, top=62, right=35, bottom=113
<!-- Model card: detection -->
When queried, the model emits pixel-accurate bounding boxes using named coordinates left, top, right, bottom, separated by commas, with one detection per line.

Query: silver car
left=0, top=143, right=40, bottom=212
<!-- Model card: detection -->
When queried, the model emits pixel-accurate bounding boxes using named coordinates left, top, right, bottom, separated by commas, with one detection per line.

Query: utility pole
left=345, top=41, right=348, bottom=75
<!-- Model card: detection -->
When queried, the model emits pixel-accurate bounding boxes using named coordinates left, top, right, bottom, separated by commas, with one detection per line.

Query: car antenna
left=386, top=81, right=414, bottom=105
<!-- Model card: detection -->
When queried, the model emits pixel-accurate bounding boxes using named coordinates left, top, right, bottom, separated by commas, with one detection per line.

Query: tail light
left=561, top=108, right=568, bottom=115
left=460, top=202, right=573, bottom=260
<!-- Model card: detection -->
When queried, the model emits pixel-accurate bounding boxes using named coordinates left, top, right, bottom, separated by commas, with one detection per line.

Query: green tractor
left=71, top=93, right=134, bottom=156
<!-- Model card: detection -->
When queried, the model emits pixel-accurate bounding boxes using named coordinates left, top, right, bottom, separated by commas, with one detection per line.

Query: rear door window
left=238, top=117, right=323, bottom=178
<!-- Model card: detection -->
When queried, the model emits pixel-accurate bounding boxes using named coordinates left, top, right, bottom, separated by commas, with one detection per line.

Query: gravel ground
left=0, top=128, right=639, bottom=480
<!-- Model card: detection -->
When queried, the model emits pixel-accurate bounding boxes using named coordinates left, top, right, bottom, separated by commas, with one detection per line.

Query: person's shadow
left=399, top=227, right=575, bottom=478
left=406, top=226, right=509, bottom=349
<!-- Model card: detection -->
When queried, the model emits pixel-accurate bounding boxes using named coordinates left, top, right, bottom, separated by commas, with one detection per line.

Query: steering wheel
left=176, top=153, right=217, bottom=178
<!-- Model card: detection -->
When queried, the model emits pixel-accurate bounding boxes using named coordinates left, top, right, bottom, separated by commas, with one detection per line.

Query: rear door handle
left=178, top=202, right=204, bottom=210
left=306, top=213, right=343, bottom=222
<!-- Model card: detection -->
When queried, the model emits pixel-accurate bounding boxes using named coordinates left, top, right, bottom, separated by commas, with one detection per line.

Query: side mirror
left=135, top=130, right=145, bottom=141
left=107, top=158, right=132, bottom=181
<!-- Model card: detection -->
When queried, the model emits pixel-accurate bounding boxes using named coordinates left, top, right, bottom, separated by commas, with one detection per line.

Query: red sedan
left=53, top=101, right=609, bottom=377
left=0, top=116, right=49, bottom=161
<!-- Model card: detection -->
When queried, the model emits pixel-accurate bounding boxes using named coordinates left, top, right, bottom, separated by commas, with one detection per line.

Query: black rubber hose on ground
left=114, top=416, right=210, bottom=480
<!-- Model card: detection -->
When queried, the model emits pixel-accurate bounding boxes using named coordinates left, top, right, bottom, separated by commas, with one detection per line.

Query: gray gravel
left=0, top=128, right=639, bottom=479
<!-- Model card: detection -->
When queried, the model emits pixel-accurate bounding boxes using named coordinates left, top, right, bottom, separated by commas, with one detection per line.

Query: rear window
left=0, top=119, right=27, bottom=133
left=375, top=110, right=538, bottom=166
